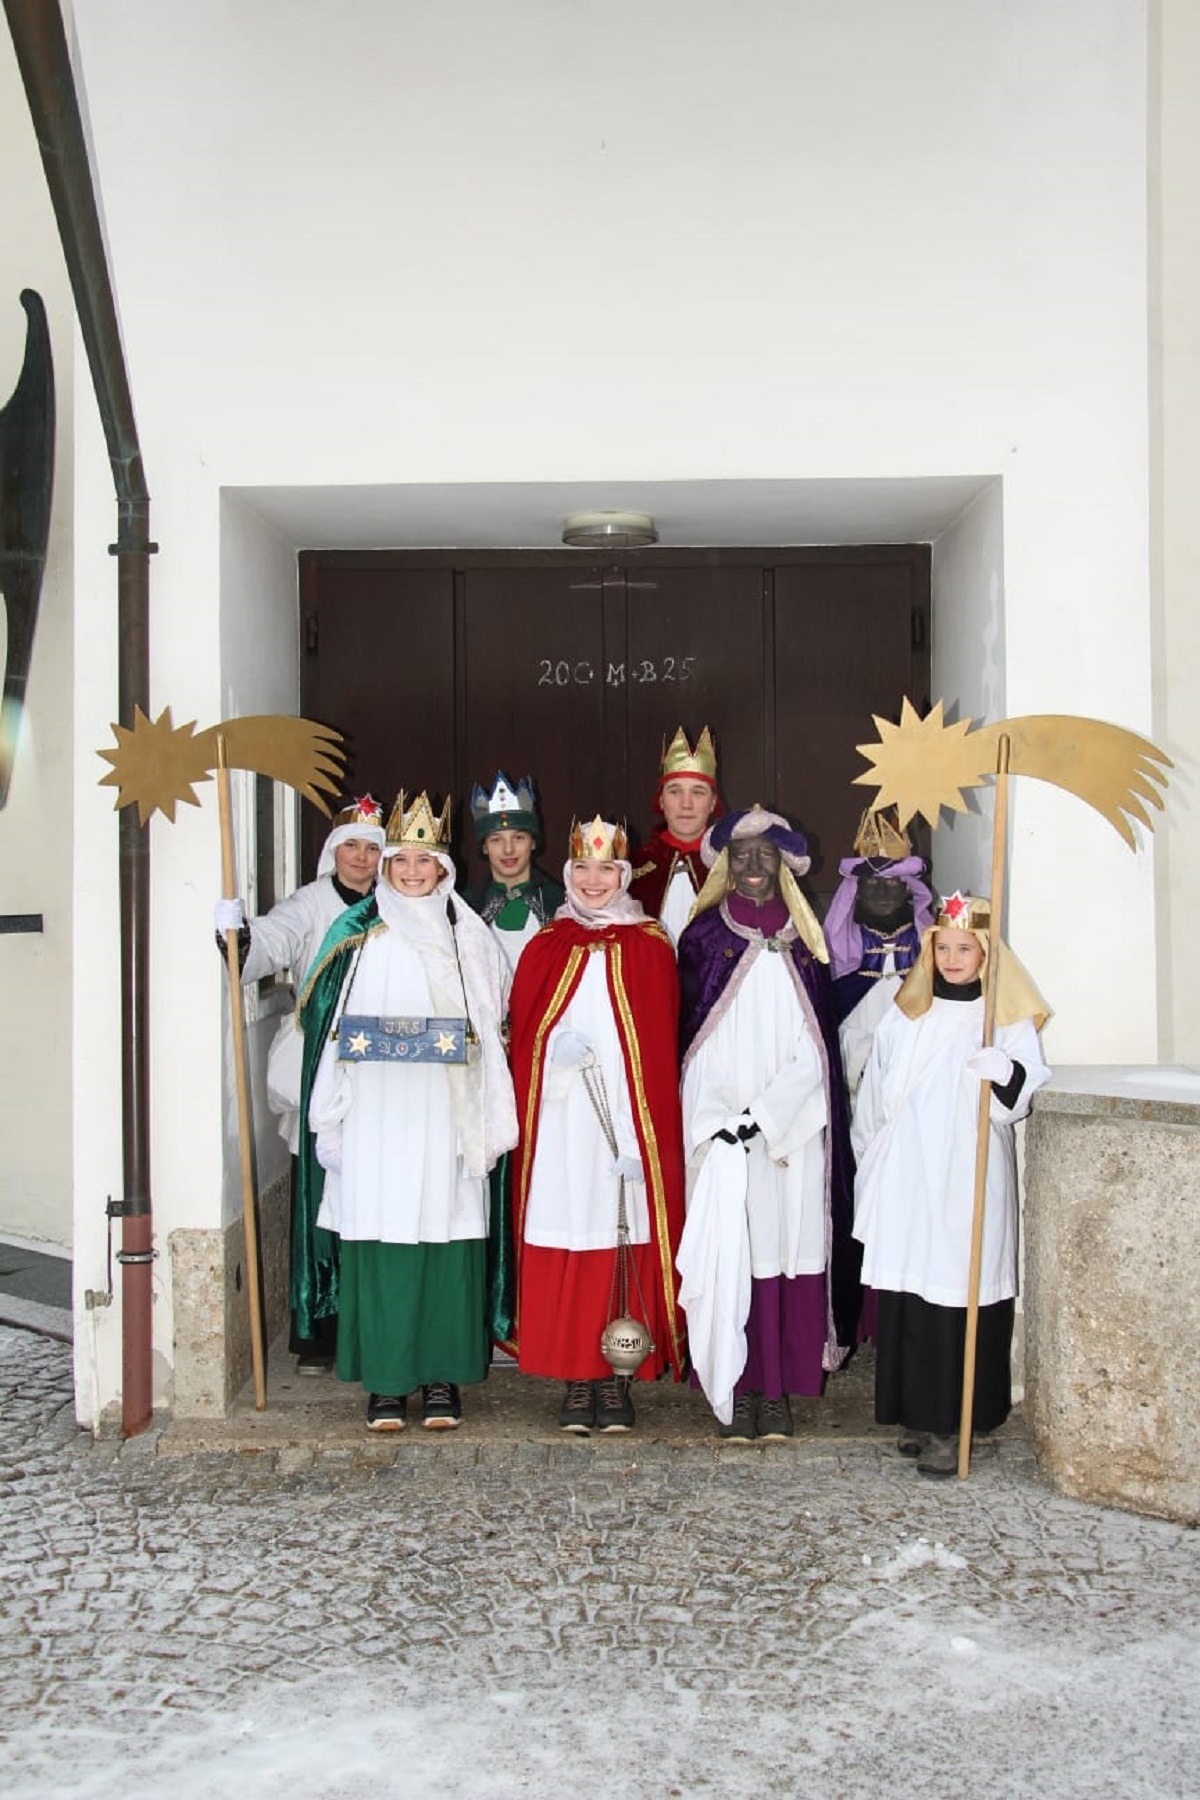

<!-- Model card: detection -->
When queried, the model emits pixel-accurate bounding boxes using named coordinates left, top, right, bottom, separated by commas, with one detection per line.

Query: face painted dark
left=728, top=835, right=781, bottom=903
left=853, top=873, right=913, bottom=933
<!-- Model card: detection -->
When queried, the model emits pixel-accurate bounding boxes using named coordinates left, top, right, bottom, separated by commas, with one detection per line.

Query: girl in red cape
left=506, top=814, right=687, bottom=1434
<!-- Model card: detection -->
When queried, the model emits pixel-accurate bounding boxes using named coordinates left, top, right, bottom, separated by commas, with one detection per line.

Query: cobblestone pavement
left=2, top=1324, right=1199, bottom=1800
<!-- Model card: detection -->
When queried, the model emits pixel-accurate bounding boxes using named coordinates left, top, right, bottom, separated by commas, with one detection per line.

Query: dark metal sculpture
left=0, top=288, right=55, bottom=809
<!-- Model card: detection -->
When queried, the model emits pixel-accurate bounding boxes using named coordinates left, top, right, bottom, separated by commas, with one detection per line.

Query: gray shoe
left=897, top=1427, right=931, bottom=1457
left=916, top=1433, right=958, bottom=1478
left=719, top=1391, right=759, bottom=1441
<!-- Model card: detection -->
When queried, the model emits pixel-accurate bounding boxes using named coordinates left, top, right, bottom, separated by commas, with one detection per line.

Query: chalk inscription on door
left=537, top=656, right=697, bottom=689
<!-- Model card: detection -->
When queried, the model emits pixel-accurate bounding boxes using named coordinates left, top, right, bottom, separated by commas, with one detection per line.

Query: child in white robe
left=851, top=891, right=1051, bottom=1477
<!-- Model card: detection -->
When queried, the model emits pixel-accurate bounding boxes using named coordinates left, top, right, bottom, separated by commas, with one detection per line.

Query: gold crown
left=332, top=793, right=385, bottom=831
left=569, top=815, right=629, bottom=862
left=936, top=890, right=991, bottom=932
left=385, top=789, right=452, bottom=849
left=660, top=725, right=717, bottom=782
left=852, top=805, right=911, bottom=862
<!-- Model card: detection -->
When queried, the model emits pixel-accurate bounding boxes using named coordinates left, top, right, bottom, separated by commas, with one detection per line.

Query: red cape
left=629, top=828, right=707, bottom=921
left=506, top=916, right=687, bottom=1376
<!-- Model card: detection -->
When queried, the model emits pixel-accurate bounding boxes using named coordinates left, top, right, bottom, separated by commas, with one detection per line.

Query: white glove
left=613, top=1154, right=644, bottom=1184
left=315, top=1128, right=342, bottom=1174
left=551, top=1030, right=592, bottom=1068
left=967, top=1047, right=1014, bottom=1086
left=214, top=897, right=245, bottom=932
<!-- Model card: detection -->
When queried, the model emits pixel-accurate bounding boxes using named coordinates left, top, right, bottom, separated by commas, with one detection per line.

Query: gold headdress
left=936, top=889, right=990, bottom=932
left=385, top=789, right=452, bottom=850
left=331, top=793, right=385, bottom=831
left=660, top=726, right=717, bottom=783
left=569, top=815, right=629, bottom=862
left=852, top=805, right=912, bottom=863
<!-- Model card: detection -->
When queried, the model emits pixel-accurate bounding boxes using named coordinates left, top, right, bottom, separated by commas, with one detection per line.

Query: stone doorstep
left=155, top=1338, right=1030, bottom=1465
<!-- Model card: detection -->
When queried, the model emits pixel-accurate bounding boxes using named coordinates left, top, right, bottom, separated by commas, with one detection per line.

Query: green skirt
left=335, top=1238, right=490, bottom=1394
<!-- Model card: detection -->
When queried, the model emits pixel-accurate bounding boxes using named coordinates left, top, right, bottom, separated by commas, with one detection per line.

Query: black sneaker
left=558, top=1381, right=595, bottom=1434
left=296, top=1354, right=335, bottom=1377
left=756, top=1394, right=794, bottom=1441
left=366, top=1393, right=407, bottom=1431
left=719, top=1391, right=759, bottom=1441
left=422, top=1382, right=462, bottom=1430
left=595, top=1376, right=635, bottom=1432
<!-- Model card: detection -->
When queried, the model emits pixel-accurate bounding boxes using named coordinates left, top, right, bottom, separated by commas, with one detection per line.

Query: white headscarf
left=317, top=818, right=386, bottom=879
left=557, top=856, right=647, bottom=928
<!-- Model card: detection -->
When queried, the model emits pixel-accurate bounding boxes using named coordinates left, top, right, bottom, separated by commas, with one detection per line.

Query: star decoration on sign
left=854, top=699, right=988, bottom=830
left=435, top=1032, right=458, bottom=1056
left=98, top=706, right=345, bottom=825
left=346, top=1031, right=371, bottom=1057
left=855, top=697, right=1171, bottom=846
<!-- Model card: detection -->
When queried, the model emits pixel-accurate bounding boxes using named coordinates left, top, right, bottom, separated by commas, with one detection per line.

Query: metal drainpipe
left=6, top=1, right=156, bottom=1434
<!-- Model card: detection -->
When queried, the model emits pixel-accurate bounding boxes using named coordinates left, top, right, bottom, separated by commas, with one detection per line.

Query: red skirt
left=518, top=1242, right=674, bottom=1382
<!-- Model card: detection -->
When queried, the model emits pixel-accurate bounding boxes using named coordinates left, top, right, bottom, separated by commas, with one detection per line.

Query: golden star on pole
left=854, top=698, right=1171, bottom=847
left=97, top=706, right=345, bottom=824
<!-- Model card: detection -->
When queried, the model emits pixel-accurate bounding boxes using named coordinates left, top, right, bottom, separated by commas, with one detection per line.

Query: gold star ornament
left=855, top=698, right=1171, bottom=848
left=435, top=1031, right=458, bottom=1056
left=97, top=707, right=345, bottom=825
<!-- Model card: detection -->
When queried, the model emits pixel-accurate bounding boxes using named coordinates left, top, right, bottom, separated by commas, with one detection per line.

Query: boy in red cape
left=630, top=725, right=721, bottom=946
left=506, top=814, right=687, bottom=1434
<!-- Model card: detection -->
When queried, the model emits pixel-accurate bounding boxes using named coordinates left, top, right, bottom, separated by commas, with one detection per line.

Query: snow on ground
left=2, top=1326, right=1199, bottom=1799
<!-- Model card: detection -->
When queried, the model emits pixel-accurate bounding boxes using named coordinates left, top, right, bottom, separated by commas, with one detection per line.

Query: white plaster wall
left=929, top=481, right=1006, bottom=908
left=62, top=0, right=1166, bottom=1413
left=1151, top=0, right=1200, bottom=1065
left=0, top=26, right=76, bottom=1252
left=218, top=491, right=302, bottom=1222
left=71, top=359, right=125, bottom=1417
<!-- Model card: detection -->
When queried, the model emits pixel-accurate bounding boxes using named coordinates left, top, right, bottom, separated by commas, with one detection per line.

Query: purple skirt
left=693, top=1271, right=828, bottom=1403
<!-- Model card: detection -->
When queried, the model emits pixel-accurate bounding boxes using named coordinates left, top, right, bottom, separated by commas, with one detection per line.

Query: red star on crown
left=940, top=890, right=971, bottom=926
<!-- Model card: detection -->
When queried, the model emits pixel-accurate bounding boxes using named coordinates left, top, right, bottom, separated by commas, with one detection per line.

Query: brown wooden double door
left=299, top=547, right=930, bottom=908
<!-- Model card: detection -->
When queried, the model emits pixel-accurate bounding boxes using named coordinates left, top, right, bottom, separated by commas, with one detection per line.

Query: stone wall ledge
left=1035, top=1063, right=1200, bottom=1125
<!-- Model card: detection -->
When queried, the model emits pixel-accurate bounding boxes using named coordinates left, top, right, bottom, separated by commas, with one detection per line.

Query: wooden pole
left=216, top=735, right=267, bottom=1411
left=957, top=732, right=1011, bottom=1479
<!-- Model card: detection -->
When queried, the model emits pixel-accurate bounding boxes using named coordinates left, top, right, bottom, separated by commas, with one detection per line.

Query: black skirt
left=874, top=1289, right=1014, bottom=1437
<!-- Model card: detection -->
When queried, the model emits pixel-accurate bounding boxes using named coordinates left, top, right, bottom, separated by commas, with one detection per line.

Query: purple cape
left=677, top=905, right=861, bottom=1352
left=831, top=922, right=923, bottom=1024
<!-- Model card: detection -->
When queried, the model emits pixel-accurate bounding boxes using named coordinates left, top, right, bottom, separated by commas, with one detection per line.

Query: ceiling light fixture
left=561, top=510, right=659, bottom=548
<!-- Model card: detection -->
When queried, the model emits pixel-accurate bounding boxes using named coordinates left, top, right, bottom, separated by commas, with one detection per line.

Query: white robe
left=659, top=865, right=699, bottom=949
left=851, top=997, right=1050, bottom=1308
left=488, top=909, right=542, bottom=974
left=682, top=950, right=828, bottom=1278
left=241, top=875, right=352, bottom=1154
left=838, top=954, right=904, bottom=1102
left=309, top=877, right=517, bottom=1245
left=523, top=954, right=650, bottom=1251
left=677, top=945, right=829, bottom=1423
